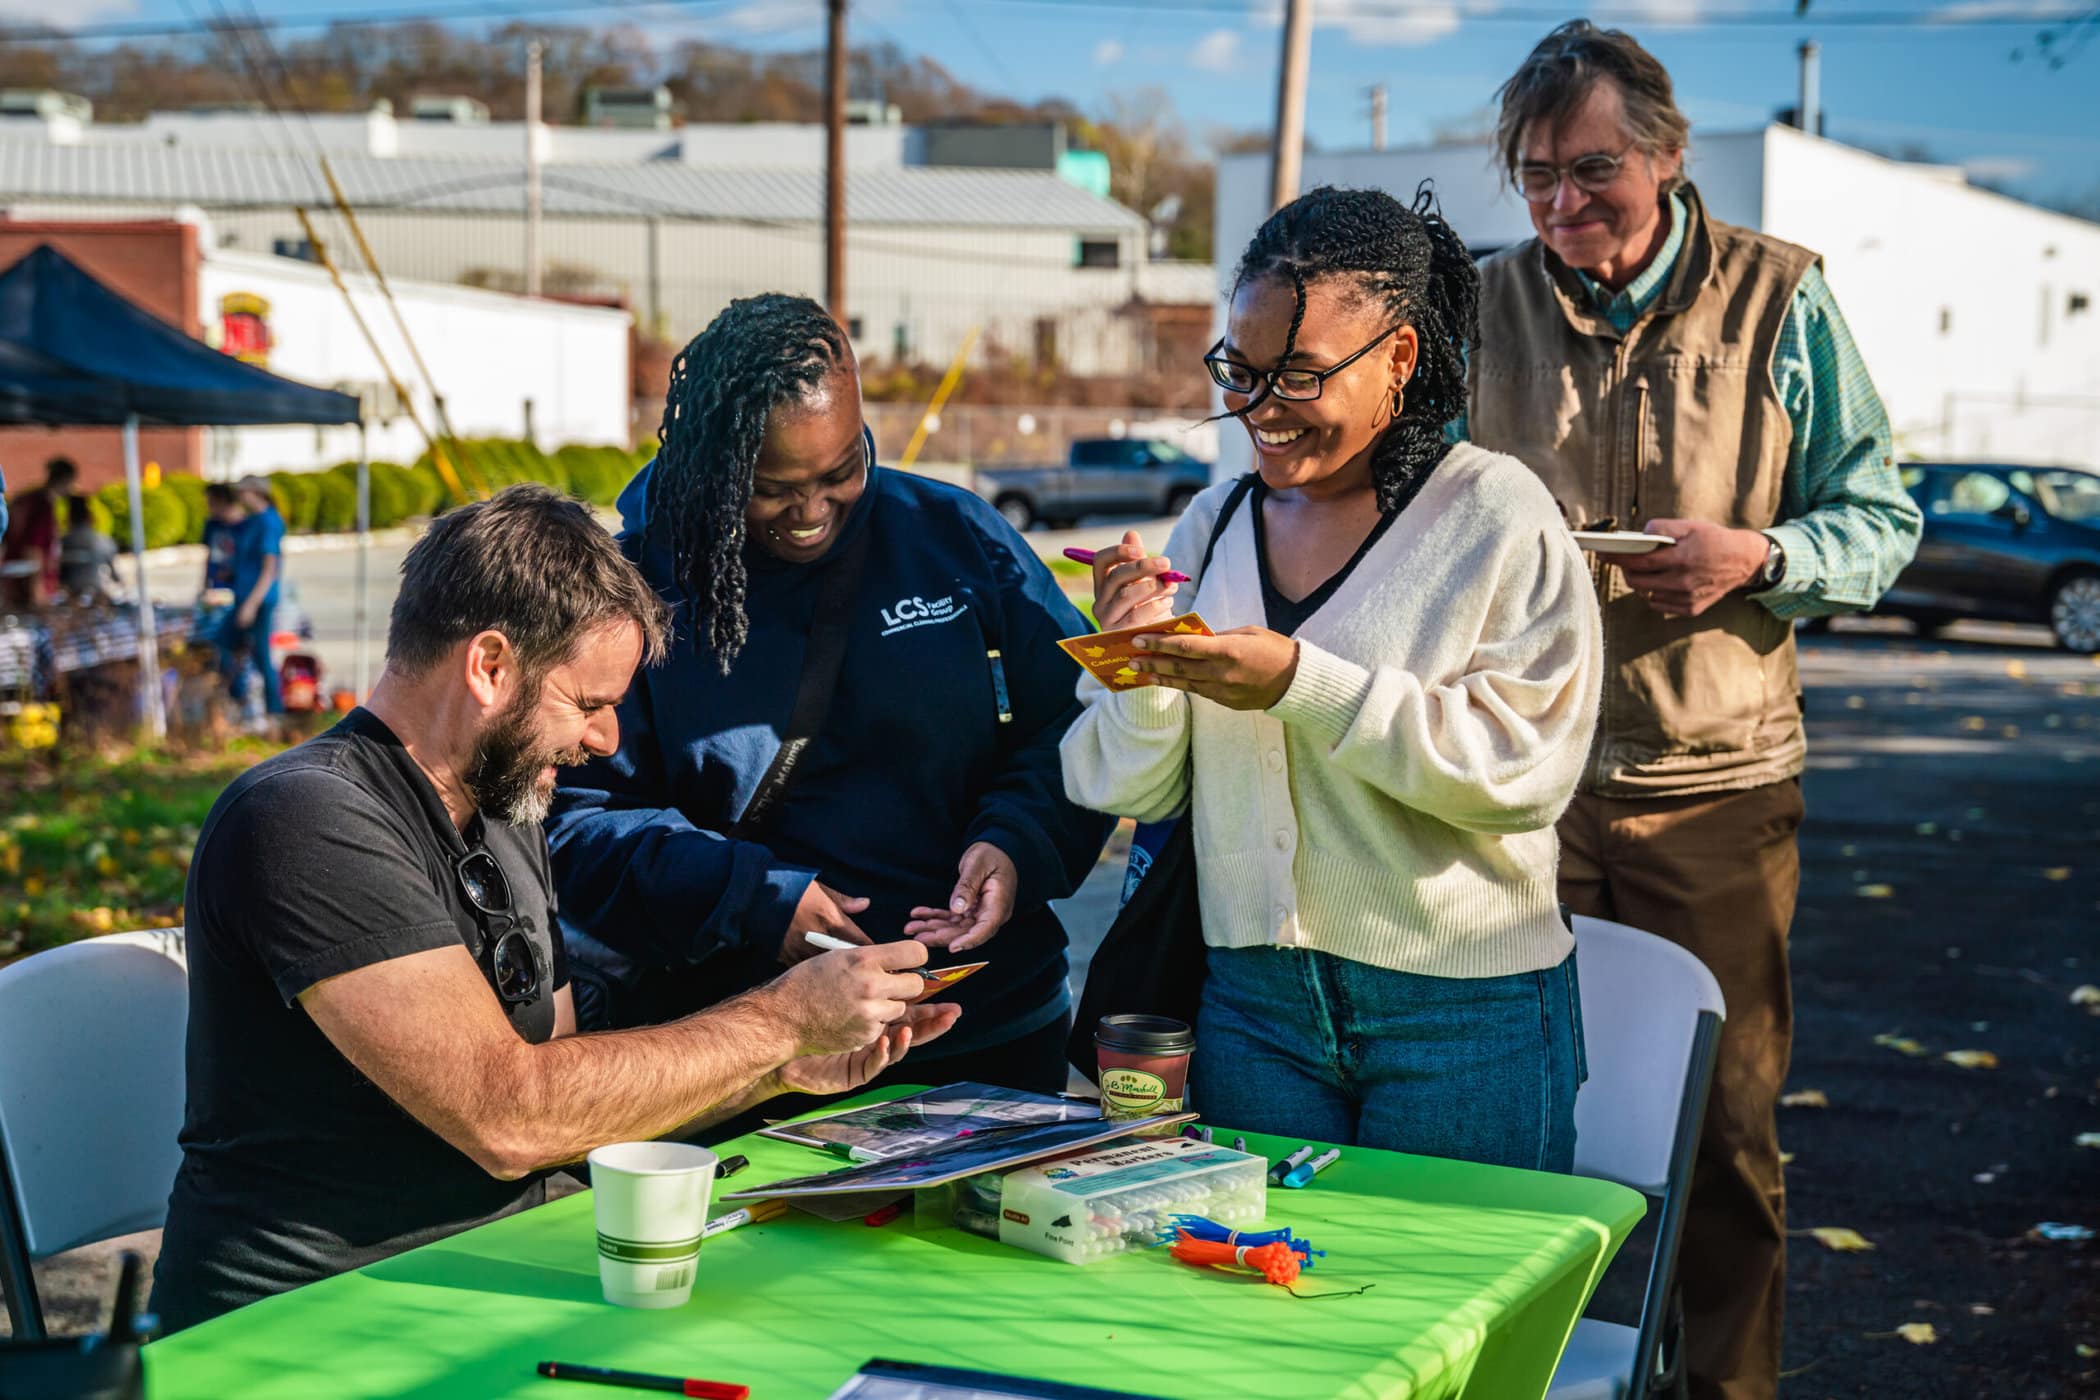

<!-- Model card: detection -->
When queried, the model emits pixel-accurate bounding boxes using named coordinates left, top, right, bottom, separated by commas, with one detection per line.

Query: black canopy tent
left=0, top=246, right=363, bottom=735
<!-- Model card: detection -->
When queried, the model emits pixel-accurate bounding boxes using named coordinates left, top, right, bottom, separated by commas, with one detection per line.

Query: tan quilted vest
left=1469, top=185, right=1820, bottom=797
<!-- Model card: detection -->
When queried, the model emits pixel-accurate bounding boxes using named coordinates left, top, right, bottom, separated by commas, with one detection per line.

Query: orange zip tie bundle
left=1169, top=1231, right=1303, bottom=1287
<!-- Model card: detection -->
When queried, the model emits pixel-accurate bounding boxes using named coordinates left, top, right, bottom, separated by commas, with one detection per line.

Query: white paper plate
left=1572, top=530, right=1676, bottom=555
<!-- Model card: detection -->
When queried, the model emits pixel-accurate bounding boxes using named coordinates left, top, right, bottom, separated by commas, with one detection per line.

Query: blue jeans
left=224, top=609, right=282, bottom=715
left=1189, top=945, right=1586, bottom=1172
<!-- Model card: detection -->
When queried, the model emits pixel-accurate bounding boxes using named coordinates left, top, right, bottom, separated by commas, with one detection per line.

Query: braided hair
left=649, top=293, right=851, bottom=672
left=1231, top=182, right=1479, bottom=514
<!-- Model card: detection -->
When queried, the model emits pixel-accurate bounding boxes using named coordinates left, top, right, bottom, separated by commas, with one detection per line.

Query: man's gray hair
left=1494, top=20, right=1691, bottom=193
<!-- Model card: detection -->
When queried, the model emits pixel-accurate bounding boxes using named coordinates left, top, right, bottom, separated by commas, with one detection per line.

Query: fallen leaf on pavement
left=2075, top=1133, right=2100, bottom=1150
left=1845, top=695, right=1866, bottom=709
left=1806, top=1227, right=1875, bottom=1252
left=2079, top=1344, right=2097, bottom=1359
left=1781, top=1089, right=1830, bottom=1108
left=1856, top=883, right=1896, bottom=899
left=2073, top=985, right=2100, bottom=1006
left=2044, top=867, right=2072, bottom=881
left=1969, top=1304, right=1995, bottom=1316
left=1896, top=1323, right=1938, bottom=1345
left=1875, top=1033, right=1929, bottom=1056
left=1960, top=716, right=1988, bottom=731
left=2007, top=660, right=2028, bottom=679
left=1780, top=1151, right=1797, bottom=1165
left=1943, top=1049, right=2000, bottom=1069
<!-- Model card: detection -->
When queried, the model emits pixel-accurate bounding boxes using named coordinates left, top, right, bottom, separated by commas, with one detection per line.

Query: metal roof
left=0, top=137, right=1145, bottom=232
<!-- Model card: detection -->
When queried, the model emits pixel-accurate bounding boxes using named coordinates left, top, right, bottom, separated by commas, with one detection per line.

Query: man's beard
left=465, top=689, right=589, bottom=827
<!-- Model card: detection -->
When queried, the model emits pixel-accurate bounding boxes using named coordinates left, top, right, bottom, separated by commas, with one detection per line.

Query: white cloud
left=1093, top=38, right=1126, bottom=67
left=1189, top=29, right=1242, bottom=72
left=1962, top=155, right=2040, bottom=183
left=717, top=0, right=826, bottom=34
left=0, top=0, right=134, bottom=21
left=1251, top=0, right=1466, bottom=47
left=1924, top=0, right=2082, bottom=19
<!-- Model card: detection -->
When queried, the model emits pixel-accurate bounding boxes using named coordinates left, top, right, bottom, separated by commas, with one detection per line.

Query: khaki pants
left=1559, top=779, right=1805, bottom=1400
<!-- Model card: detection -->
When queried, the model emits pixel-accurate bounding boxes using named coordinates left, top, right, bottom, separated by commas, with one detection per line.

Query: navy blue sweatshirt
left=546, top=457, right=1113, bottom=1055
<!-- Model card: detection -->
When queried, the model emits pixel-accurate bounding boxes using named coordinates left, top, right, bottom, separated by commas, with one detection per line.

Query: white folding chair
left=1548, top=916, right=1726, bottom=1400
left=0, top=929, right=188, bottom=1340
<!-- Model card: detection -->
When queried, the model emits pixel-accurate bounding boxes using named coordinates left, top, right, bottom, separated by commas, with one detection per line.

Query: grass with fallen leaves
left=0, top=739, right=288, bottom=962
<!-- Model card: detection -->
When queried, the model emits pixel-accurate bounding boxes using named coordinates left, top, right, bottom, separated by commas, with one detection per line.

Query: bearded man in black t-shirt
left=151, top=485, right=958, bottom=1333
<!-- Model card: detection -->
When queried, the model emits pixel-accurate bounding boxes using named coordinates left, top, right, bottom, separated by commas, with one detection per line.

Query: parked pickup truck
left=975, top=438, right=1212, bottom=531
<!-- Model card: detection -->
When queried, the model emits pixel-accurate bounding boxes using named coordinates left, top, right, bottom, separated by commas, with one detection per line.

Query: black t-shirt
left=150, top=709, right=569, bottom=1333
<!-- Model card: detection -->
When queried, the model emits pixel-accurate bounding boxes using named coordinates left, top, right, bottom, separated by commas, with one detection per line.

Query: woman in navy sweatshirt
left=547, top=294, right=1112, bottom=1092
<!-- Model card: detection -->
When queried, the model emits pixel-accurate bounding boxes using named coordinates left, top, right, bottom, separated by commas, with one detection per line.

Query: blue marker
left=1282, top=1147, right=1341, bottom=1189
left=1269, top=1145, right=1315, bottom=1184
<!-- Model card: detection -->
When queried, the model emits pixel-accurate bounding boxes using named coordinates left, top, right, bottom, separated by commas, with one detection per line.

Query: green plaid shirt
left=1457, top=192, right=1922, bottom=619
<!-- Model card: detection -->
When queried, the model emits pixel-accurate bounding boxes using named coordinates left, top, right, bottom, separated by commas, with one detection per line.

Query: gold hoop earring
left=1390, top=387, right=1406, bottom=420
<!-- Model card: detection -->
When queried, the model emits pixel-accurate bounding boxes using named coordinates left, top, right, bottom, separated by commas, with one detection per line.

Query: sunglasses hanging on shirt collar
left=454, top=847, right=544, bottom=1006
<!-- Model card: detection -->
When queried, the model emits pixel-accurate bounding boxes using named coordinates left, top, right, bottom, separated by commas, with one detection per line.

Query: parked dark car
left=1873, top=461, right=2100, bottom=652
left=974, top=437, right=1210, bottom=531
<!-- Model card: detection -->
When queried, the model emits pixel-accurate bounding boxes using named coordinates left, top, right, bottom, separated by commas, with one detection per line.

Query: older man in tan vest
left=1461, top=21, right=1921, bottom=1400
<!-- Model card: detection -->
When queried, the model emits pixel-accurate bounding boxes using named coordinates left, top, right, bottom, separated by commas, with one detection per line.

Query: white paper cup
left=587, top=1141, right=719, bottom=1309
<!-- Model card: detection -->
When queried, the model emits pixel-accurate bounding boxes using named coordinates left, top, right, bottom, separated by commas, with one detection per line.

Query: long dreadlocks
left=1231, top=183, right=1479, bottom=515
left=649, top=293, right=851, bottom=672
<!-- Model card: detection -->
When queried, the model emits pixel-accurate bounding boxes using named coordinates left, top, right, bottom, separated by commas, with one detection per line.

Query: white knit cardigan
left=1060, top=443, right=1603, bottom=979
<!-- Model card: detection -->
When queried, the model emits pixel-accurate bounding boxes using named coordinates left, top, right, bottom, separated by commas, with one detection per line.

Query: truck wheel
left=2050, top=572, right=2100, bottom=653
left=994, top=496, right=1035, bottom=532
left=1164, top=487, right=1199, bottom=517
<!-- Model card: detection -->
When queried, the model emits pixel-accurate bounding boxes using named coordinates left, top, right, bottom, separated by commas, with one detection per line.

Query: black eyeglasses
left=1204, top=324, right=1402, bottom=405
left=1515, top=144, right=1637, bottom=204
left=455, top=847, right=543, bottom=1006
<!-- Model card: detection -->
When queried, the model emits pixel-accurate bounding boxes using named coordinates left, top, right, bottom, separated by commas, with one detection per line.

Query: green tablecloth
left=144, top=1091, right=1642, bottom=1400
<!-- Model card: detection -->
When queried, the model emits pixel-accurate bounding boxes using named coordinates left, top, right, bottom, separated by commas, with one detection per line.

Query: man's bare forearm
left=488, top=983, right=801, bottom=1177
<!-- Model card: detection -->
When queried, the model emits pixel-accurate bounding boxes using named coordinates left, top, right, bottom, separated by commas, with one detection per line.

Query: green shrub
left=403, top=462, right=446, bottom=517
left=268, top=471, right=319, bottom=533
left=322, top=461, right=413, bottom=530
left=313, top=471, right=358, bottom=534
left=161, top=473, right=208, bottom=545
left=97, top=481, right=188, bottom=551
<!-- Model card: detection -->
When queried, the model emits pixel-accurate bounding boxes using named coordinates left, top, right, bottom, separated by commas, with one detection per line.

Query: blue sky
left=53, top=0, right=2100, bottom=212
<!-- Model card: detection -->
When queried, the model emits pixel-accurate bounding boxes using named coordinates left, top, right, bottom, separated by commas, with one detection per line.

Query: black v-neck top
left=1252, top=480, right=1401, bottom=635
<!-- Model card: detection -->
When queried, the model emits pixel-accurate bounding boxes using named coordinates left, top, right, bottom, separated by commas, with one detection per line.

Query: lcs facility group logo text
left=880, top=594, right=970, bottom=637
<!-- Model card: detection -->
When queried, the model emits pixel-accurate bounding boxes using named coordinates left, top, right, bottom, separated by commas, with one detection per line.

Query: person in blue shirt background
left=229, top=474, right=285, bottom=716
left=200, top=482, right=248, bottom=700
left=548, top=293, right=1112, bottom=1093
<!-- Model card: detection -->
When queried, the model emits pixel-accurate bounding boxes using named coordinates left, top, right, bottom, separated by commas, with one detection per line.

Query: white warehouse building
left=0, top=102, right=1203, bottom=378
left=1216, top=124, right=2100, bottom=482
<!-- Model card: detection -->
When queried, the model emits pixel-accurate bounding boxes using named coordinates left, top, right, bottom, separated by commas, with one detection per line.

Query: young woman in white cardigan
left=1061, top=187, right=1602, bottom=1170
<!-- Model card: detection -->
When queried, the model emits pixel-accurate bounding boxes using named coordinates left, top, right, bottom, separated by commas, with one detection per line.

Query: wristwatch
left=1755, top=536, right=1786, bottom=589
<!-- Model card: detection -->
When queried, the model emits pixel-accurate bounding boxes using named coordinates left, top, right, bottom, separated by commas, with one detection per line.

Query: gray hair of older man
left=1493, top=20, right=1691, bottom=194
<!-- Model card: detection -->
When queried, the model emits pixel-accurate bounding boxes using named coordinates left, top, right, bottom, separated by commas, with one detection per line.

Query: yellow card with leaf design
left=1057, top=612, right=1216, bottom=690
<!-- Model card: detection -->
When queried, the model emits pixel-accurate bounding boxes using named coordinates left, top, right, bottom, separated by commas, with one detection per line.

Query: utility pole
left=1270, top=0, right=1313, bottom=211
left=1796, top=40, right=1822, bottom=138
left=525, top=38, right=544, bottom=298
left=824, top=0, right=848, bottom=329
left=1368, top=82, right=1388, bottom=151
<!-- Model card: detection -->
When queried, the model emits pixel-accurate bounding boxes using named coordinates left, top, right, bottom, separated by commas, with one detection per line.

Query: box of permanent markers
left=970, top=1137, right=1267, bottom=1266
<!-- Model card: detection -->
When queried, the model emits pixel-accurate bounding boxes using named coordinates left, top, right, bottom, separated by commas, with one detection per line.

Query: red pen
left=538, top=1360, right=749, bottom=1399
left=863, top=1199, right=906, bottom=1227
left=1062, top=547, right=1192, bottom=584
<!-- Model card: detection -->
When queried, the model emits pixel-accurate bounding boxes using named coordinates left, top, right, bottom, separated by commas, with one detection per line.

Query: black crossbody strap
left=731, top=510, right=875, bottom=840
left=1197, top=474, right=1258, bottom=583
